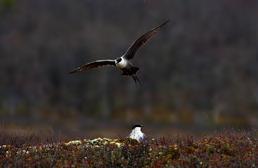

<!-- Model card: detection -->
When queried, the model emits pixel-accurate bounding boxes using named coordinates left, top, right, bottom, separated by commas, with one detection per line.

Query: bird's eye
left=116, top=58, right=122, bottom=63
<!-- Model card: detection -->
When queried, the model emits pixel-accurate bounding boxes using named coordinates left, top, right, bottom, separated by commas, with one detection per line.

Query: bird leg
left=132, top=75, right=142, bottom=85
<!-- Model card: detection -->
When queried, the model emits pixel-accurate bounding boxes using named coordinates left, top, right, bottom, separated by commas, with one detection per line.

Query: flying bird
left=129, top=124, right=145, bottom=142
left=70, top=20, right=169, bottom=83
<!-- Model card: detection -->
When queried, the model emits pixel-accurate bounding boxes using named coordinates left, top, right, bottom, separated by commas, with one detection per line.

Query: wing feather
left=70, top=59, right=115, bottom=74
left=123, top=20, right=169, bottom=60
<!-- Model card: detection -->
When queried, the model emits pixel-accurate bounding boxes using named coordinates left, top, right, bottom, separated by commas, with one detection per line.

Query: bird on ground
left=129, top=124, right=145, bottom=142
left=70, top=20, right=169, bottom=84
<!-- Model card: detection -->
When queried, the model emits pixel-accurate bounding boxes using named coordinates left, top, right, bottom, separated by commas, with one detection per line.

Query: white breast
left=116, top=57, right=128, bottom=69
left=129, top=127, right=145, bottom=142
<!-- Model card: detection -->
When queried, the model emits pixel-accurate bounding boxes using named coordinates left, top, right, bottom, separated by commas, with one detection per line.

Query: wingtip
left=161, top=19, right=170, bottom=27
left=165, top=19, right=170, bottom=23
left=69, top=68, right=80, bottom=74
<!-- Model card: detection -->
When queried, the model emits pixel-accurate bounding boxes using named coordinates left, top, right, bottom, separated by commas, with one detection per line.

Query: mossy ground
left=0, top=131, right=257, bottom=167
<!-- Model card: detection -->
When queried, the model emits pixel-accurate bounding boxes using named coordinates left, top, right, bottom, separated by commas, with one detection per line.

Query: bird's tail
left=132, top=75, right=142, bottom=85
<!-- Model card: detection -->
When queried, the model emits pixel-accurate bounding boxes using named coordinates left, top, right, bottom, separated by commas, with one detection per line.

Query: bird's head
left=115, top=57, right=122, bottom=63
left=132, top=124, right=143, bottom=130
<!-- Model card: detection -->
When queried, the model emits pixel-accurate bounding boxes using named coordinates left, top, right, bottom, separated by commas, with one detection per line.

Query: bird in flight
left=70, top=20, right=169, bottom=84
left=129, top=124, right=145, bottom=142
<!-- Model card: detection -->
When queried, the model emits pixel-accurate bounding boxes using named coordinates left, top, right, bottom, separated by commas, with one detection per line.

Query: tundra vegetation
left=0, top=131, right=256, bottom=167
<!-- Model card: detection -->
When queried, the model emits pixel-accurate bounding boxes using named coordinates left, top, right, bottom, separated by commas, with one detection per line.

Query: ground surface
left=0, top=131, right=257, bottom=167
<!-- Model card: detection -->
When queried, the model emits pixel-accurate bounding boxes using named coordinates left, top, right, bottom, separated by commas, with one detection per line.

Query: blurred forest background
left=0, top=0, right=257, bottom=137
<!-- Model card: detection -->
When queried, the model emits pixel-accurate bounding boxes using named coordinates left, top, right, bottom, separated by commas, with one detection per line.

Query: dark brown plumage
left=123, top=20, right=169, bottom=60
left=70, top=60, right=115, bottom=74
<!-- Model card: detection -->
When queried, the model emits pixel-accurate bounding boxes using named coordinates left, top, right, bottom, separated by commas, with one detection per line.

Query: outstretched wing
left=123, top=20, right=169, bottom=60
left=69, top=59, right=115, bottom=74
